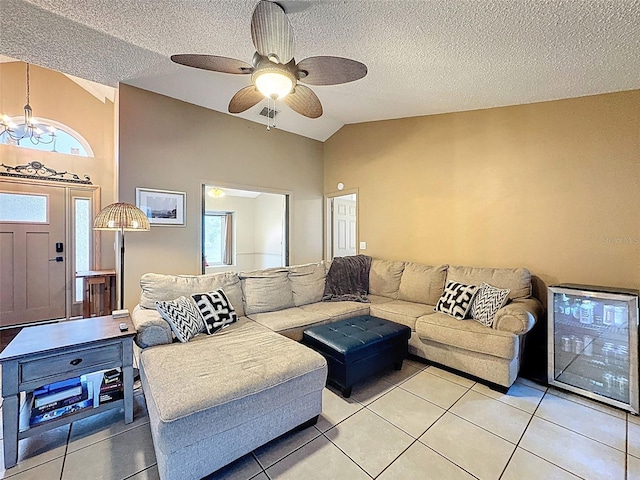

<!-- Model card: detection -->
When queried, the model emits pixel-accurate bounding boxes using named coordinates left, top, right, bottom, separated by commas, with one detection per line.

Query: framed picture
left=136, top=188, right=186, bottom=226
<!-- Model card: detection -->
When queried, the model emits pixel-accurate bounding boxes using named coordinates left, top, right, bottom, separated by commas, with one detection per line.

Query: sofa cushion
left=446, top=266, right=531, bottom=300
left=299, top=301, right=370, bottom=322
left=288, top=262, right=326, bottom=307
left=248, top=307, right=331, bottom=341
left=240, top=268, right=294, bottom=315
left=415, top=312, right=518, bottom=360
left=368, top=294, right=395, bottom=305
left=140, top=272, right=245, bottom=317
left=471, top=283, right=511, bottom=328
left=370, top=300, right=435, bottom=331
left=139, top=318, right=327, bottom=455
left=369, top=259, right=405, bottom=299
left=155, top=296, right=205, bottom=343
left=398, top=263, right=448, bottom=305
left=191, top=290, right=238, bottom=334
left=435, top=281, right=478, bottom=320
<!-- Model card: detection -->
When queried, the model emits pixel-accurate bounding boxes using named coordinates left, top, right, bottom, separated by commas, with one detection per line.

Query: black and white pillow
left=156, top=296, right=205, bottom=342
left=471, top=282, right=511, bottom=327
left=435, top=281, right=478, bottom=320
left=191, top=289, right=238, bottom=335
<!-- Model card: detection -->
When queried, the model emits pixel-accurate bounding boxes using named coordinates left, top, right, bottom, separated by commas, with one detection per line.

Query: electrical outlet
left=359, top=241, right=367, bottom=250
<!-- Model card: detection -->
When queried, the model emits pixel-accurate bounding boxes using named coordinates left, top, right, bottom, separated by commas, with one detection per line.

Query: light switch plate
left=359, top=241, right=367, bottom=250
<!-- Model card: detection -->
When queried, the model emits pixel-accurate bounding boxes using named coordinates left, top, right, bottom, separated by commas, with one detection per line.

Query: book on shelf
left=29, top=368, right=125, bottom=426
left=30, top=397, right=94, bottom=426
left=103, top=368, right=122, bottom=384
left=33, top=377, right=82, bottom=408
left=31, top=391, right=88, bottom=416
left=99, top=389, right=124, bottom=403
left=30, top=378, right=94, bottom=426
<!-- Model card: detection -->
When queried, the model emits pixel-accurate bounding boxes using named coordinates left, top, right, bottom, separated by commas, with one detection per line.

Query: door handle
left=48, top=256, right=64, bottom=262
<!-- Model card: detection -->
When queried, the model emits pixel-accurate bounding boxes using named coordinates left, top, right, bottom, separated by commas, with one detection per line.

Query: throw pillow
left=191, top=289, right=238, bottom=334
left=156, top=296, right=205, bottom=343
left=471, top=282, right=511, bottom=327
left=435, top=281, right=478, bottom=320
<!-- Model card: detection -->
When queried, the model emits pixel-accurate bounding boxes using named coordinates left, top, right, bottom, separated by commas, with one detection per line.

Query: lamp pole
left=120, top=227, right=126, bottom=310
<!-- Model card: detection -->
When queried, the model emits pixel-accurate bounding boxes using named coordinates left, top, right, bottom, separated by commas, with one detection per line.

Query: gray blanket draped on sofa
left=322, top=254, right=372, bottom=303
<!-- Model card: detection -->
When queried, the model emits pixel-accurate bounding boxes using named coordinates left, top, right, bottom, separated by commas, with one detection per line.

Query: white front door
left=0, top=181, right=67, bottom=326
left=332, top=195, right=357, bottom=258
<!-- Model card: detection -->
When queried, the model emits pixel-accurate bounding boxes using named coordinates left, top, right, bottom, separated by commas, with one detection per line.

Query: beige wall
left=119, top=85, right=324, bottom=310
left=0, top=62, right=117, bottom=271
left=324, top=90, right=640, bottom=299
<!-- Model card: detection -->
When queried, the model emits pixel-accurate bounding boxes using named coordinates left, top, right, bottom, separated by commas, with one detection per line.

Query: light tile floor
left=1, top=358, right=638, bottom=480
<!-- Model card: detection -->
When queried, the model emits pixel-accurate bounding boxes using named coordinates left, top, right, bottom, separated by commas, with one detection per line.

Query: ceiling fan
left=171, top=0, right=367, bottom=119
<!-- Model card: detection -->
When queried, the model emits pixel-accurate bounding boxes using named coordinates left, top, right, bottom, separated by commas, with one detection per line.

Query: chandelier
left=0, top=63, right=56, bottom=145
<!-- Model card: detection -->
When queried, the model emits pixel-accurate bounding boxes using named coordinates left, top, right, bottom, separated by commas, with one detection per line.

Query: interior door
left=0, top=181, right=66, bottom=326
left=332, top=195, right=357, bottom=258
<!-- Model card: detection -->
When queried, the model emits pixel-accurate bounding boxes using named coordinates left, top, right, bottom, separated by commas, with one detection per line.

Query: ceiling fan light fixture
left=253, top=68, right=295, bottom=100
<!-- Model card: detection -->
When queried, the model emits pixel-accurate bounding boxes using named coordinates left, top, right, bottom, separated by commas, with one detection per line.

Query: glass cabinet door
left=548, top=284, right=639, bottom=413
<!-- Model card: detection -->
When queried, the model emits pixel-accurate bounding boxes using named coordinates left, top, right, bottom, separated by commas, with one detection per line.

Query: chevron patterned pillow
left=471, top=282, right=511, bottom=327
left=191, top=289, right=238, bottom=335
left=156, top=296, right=205, bottom=342
left=435, top=281, right=478, bottom=320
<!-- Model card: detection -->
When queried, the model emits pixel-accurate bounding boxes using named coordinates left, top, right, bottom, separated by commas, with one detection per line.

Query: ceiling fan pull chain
left=272, top=97, right=277, bottom=130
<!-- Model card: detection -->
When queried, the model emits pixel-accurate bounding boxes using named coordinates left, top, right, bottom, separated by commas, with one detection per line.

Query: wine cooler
left=548, top=284, right=639, bottom=414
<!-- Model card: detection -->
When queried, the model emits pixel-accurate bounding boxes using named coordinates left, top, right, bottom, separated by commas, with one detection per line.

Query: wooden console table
left=76, top=270, right=117, bottom=318
left=0, top=315, right=135, bottom=469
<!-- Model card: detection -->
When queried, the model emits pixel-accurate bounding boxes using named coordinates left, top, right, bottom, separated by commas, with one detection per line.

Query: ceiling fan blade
left=283, top=84, right=323, bottom=118
left=297, top=56, right=367, bottom=86
left=171, top=54, right=253, bottom=74
left=228, top=86, right=264, bottom=114
left=251, top=0, right=294, bottom=65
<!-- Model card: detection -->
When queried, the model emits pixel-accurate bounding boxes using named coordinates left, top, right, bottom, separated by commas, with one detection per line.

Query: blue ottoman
left=302, top=315, right=411, bottom=397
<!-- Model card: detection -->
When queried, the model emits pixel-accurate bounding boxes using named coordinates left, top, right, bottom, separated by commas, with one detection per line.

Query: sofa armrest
left=131, top=304, right=173, bottom=348
left=492, top=297, right=543, bottom=335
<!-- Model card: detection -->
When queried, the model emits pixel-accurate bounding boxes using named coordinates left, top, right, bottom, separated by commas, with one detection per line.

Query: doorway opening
left=325, top=191, right=358, bottom=260
left=201, top=184, right=289, bottom=273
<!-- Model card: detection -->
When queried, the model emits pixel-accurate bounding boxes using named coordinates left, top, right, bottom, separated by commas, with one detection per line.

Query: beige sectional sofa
left=132, top=258, right=542, bottom=479
left=134, top=258, right=543, bottom=386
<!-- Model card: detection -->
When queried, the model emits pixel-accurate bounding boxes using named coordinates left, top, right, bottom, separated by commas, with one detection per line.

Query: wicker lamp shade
left=93, top=202, right=150, bottom=231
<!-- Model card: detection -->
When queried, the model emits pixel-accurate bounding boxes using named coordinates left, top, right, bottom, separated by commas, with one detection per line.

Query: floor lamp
left=93, top=202, right=150, bottom=311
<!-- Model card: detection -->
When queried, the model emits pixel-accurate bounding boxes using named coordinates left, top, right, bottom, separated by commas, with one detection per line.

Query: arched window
left=0, top=117, right=94, bottom=157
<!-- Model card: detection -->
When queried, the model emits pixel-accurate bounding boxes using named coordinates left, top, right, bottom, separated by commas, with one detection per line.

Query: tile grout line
left=59, top=422, right=73, bottom=480
left=468, top=383, right=545, bottom=415
left=625, top=416, right=629, bottom=480
left=252, top=427, right=322, bottom=472
left=121, top=463, right=158, bottom=480
left=320, top=431, right=374, bottom=479
left=501, top=389, right=590, bottom=480
left=547, top=387, right=628, bottom=421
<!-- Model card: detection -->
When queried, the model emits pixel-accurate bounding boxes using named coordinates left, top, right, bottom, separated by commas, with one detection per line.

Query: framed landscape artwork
left=136, top=188, right=186, bottom=226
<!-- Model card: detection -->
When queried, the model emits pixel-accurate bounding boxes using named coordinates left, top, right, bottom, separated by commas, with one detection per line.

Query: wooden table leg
left=104, top=276, right=112, bottom=316
left=83, top=277, right=91, bottom=318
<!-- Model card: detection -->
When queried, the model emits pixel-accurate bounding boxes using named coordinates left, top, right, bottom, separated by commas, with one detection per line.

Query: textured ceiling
left=1, top=0, right=639, bottom=141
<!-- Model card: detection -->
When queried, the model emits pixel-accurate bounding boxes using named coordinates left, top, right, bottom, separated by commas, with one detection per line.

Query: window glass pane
left=204, top=215, right=224, bottom=265
left=1, top=123, right=90, bottom=156
left=0, top=192, right=47, bottom=223
left=74, top=198, right=91, bottom=302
